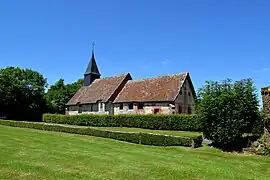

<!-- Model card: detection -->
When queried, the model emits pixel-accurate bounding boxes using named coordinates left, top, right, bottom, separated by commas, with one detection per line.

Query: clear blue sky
left=0, top=0, right=269, bottom=97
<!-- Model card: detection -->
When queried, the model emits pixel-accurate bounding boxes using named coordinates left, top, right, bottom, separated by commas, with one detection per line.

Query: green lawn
left=0, top=125, right=269, bottom=180
left=95, top=127, right=202, bottom=137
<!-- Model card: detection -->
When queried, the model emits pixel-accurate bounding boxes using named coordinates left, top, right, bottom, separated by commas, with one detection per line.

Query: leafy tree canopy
left=0, top=67, right=47, bottom=121
left=45, top=78, right=83, bottom=114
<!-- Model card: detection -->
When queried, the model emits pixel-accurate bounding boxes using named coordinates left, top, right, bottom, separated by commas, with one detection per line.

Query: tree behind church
left=45, top=78, right=83, bottom=114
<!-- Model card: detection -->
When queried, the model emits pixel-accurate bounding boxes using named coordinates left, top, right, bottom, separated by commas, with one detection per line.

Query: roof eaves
left=113, top=100, right=174, bottom=104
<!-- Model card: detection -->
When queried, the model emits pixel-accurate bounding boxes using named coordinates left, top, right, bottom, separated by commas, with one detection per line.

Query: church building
left=66, top=49, right=197, bottom=115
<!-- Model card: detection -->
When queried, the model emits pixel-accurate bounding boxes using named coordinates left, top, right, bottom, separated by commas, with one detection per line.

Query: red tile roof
left=113, top=73, right=188, bottom=103
left=66, top=86, right=88, bottom=105
left=67, top=73, right=131, bottom=105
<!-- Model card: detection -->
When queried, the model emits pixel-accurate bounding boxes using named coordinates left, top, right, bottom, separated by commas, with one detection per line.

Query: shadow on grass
left=208, top=135, right=260, bottom=152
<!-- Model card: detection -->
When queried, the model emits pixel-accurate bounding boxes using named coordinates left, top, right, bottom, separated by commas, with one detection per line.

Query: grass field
left=95, top=127, right=202, bottom=137
left=0, top=125, right=270, bottom=180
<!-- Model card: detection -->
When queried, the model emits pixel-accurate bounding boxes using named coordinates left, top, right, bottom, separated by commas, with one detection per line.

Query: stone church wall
left=174, top=78, right=196, bottom=114
left=66, top=103, right=110, bottom=115
left=113, top=102, right=173, bottom=115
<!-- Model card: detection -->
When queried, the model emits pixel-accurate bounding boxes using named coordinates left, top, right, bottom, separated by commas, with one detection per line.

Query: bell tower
left=83, top=42, right=101, bottom=86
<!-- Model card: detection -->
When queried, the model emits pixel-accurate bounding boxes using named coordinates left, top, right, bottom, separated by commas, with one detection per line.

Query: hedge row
left=43, top=114, right=202, bottom=132
left=0, top=120, right=202, bottom=148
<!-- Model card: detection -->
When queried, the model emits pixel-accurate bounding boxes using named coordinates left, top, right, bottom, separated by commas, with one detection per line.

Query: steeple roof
left=84, top=50, right=100, bottom=76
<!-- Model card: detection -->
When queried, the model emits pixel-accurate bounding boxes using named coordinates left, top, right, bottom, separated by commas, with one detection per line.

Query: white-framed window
left=98, top=101, right=105, bottom=112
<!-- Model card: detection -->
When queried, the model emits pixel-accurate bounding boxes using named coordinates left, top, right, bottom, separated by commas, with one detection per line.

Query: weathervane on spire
left=92, top=41, right=95, bottom=51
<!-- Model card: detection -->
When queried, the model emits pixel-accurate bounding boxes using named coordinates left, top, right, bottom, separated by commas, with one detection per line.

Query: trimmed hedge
left=43, top=114, right=202, bottom=132
left=0, top=120, right=202, bottom=148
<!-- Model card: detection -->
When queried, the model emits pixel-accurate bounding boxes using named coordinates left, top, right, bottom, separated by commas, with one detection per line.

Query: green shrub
left=139, top=133, right=201, bottom=147
left=43, top=114, right=202, bottom=132
left=0, top=120, right=202, bottom=148
left=196, top=78, right=261, bottom=150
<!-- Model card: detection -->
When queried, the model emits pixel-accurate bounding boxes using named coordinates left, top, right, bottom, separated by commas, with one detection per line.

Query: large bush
left=196, top=78, right=262, bottom=149
left=0, top=67, right=47, bottom=121
left=0, top=120, right=202, bottom=148
left=43, top=114, right=202, bottom=132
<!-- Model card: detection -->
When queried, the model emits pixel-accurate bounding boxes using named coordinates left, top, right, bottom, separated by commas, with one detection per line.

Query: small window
left=188, top=107, right=192, bottom=114
left=90, top=105, right=92, bottom=112
left=78, top=105, right=82, bottom=113
left=180, top=90, right=182, bottom=95
left=138, top=103, right=144, bottom=109
left=105, top=103, right=110, bottom=111
left=128, top=103, right=133, bottom=110
left=188, top=92, right=191, bottom=96
left=119, top=103, right=123, bottom=110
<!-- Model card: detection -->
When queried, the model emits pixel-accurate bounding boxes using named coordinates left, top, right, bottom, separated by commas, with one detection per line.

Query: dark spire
left=84, top=50, right=100, bottom=76
left=83, top=42, right=101, bottom=86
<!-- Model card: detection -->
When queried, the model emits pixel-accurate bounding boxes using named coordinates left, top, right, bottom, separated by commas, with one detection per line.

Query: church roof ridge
left=97, top=72, right=131, bottom=80
left=127, top=72, right=188, bottom=83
